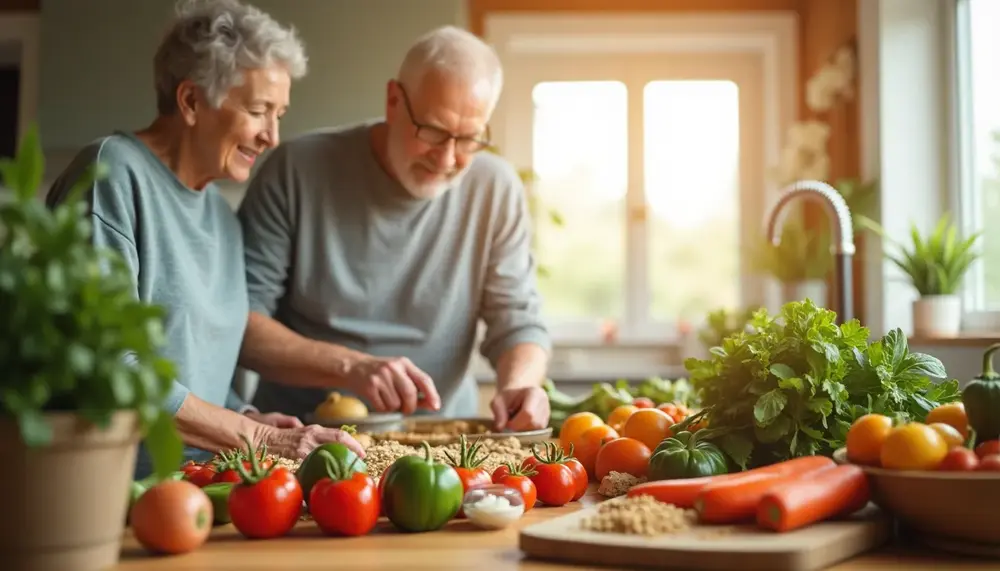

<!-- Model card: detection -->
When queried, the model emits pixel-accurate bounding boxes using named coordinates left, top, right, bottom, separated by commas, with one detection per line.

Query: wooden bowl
left=832, top=448, right=1000, bottom=546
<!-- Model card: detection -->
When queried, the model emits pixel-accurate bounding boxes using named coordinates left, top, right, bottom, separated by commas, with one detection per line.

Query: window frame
left=484, top=12, right=798, bottom=348
left=952, top=0, right=1000, bottom=328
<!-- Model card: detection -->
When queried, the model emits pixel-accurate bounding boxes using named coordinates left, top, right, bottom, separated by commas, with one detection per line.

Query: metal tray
left=303, top=412, right=404, bottom=433
left=370, top=416, right=553, bottom=446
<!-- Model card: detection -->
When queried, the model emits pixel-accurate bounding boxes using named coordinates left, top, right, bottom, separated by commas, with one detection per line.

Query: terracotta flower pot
left=0, top=411, right=140, bottom=571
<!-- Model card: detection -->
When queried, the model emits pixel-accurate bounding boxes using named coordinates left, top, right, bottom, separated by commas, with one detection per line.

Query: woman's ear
left=176, top=80, right=200, bottom=126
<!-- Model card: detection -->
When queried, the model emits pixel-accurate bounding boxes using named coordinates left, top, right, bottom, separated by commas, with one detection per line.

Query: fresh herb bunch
left=697, top=307, right=757, bottom=351
left=684, top=299, right=961, bottom=469
left=0, top=124, right=182, bottom=477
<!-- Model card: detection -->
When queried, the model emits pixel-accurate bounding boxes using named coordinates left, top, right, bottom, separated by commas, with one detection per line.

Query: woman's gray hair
left=153, top=0, right=308, bottom=115
left=397, top=26, right=504, bottom=111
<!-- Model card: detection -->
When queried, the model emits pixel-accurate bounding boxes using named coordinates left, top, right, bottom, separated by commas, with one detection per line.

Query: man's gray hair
left=397, top=26, right=504, bottom=111
left=153, top=0, right=308, bottom=115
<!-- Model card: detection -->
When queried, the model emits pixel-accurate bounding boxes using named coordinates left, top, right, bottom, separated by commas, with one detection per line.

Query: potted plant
left=0, top=125, right=183, bottom=571
left=858, top=213, right=981, bottom=337
left=748, top=215, right=833, bottom=307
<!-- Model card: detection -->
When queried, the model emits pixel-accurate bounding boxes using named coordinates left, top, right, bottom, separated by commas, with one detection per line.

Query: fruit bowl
left=833, top=447, right=1000, bottom=549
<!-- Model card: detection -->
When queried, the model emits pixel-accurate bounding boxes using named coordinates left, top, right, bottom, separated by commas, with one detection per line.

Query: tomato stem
left=532, top=441, right=568, bottom=465
left=443, top=434, right=491, bottom=469
left=233, top=433, right=276, bottom=486
left=504, top=460, right=536, bottom=477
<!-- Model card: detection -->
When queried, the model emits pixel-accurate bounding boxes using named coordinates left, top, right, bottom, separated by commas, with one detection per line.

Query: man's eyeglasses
left=396, top=82, right=491, bottom=154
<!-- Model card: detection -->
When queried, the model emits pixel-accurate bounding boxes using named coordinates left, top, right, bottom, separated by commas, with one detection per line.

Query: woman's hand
left=245, top=411, right=303, bottom=428
left=260, top=424, right=366, bottom=460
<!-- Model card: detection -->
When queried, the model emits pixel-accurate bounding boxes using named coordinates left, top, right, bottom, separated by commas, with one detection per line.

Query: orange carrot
left=756, top=465, right=870, bottom=532
left=694, top=457, right=837, bottom=524
left=628, top=455, right=835, bottom=509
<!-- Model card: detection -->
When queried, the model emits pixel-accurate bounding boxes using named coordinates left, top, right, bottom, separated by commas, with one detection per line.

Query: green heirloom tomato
left=381, top=441, right=463, bottom=532
left=964, top=343, right=1000, bottom=442
left=648, top=431, right=728, bottom=481
left=297, top=442, right=367, bottom=505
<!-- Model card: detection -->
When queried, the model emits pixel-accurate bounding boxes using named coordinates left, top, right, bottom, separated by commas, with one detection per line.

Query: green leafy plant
left=684, top=299, right=961, bottom=469
left=697, top=307, right=757, bottom=351
left=0, top=124, right=182, bottom=477
left=857, top=213, right=981, bottom=295
left=747, top=216, right=833, bottom=283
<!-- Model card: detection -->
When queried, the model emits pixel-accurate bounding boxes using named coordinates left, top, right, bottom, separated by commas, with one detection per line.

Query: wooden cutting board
left=519, top=504, right=892, bottom=571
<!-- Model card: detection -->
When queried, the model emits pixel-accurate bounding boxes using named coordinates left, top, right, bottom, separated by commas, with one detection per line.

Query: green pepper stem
left=983, top=343, right=1000, bottom=378
left=317, top=449, right=347, bottom=482
left=420, top=440, right=434, bottom=463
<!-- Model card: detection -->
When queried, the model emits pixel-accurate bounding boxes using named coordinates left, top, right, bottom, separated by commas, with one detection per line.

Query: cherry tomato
left=976, top=454, right=1000, bottom=472
left=526, top=443, right=576, bottom=507
left=559, top=412, right=604, bottom=454
left=492, top=463, right=538, bottom=511
left=975, top=439, right=1000, bottom=458
left=937, top=447, right=979, bottom=471
left=186, top=466, right=217, bottom=488
left=656, top=403, right=679, bottom=421
left=130, top=480, right=212, bottom=555
left=310, top=471, right=380, bottom=536
left=180, top=461, right=203, bottom=477
left=214, top=469, right=242, bottom=484
left=632, top=397, right=655, bottom=409
left=563, top=456, right=588, bottom=501
left=606, top=405, right=638, bottom=427
left=445, top=436, right=493, bottom=518
left=846, top=413, right=894, bottom=466
left=228, top=437, right=304, bottom=539
left=621, top=408, right=674, bottom=451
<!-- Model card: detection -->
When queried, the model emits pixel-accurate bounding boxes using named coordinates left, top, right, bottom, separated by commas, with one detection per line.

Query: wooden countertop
left=115, top=487, right=997, bottom=570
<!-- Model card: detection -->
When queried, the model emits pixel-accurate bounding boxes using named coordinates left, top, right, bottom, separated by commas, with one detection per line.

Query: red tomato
left=180, top=461, right=203, bottom=477
left=214, top=469, right=242, bottom=484
left=975, top=440, right=1000, bottom=458
left=453, top=467, right=491, bottom=518
left=521, top=455, right=540, bottom=472
left=632, top=397, right=655, bottom=409
left=937, top=447, right=980, bottom=471
left=186, top=466, right=217, bottom=488
left=491, top=464, right=512, bottom=484
left=228, top=437, right=304, bottom=539
left=496, top=473, right=537, bottom=511
left=976, top=454, right=1000, bottom=471
left=563, top=457, right=588, bottom=501
left=531, top=463, right=575, bottom=507
left=309, top=472, right=380, bottom=536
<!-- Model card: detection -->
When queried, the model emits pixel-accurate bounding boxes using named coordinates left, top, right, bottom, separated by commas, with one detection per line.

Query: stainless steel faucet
left=764, top=180, right=856, bottom=324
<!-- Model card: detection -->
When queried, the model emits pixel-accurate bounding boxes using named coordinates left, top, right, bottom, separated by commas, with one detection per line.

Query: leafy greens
left=684, top=299, right=961, bottom=469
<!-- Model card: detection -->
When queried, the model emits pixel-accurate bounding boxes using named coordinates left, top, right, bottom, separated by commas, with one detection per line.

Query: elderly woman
left=45, top=0, right=363, bottom=479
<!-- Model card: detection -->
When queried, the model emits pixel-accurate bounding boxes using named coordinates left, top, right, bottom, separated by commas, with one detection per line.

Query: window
left=956, top=0, right=1000, bottom=315
left=529, top=77, right=744, bottom=342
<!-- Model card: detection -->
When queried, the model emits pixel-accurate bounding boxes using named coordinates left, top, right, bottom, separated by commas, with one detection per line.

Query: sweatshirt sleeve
left=478, top=169, right=553, bottom=368
left=237, top=147, right=295, bottom=317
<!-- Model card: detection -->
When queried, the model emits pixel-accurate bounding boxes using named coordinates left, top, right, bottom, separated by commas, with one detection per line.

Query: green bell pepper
left=202, top=482, right=235, bottom=525
left=381, top=441, right=463, bottom=532
left=963, top=342, right=1000, bottom=442
left=647, top=410, right=728, bottom=481
left=296, top=442, right=367, bottom=504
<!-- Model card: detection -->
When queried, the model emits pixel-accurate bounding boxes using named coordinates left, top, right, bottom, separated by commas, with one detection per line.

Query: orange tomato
left=607, top=405, right=638, bottom=427
left=610, top=421, right=625, bottom=434
left=880, top=423, right=948, bottom=471
left=845, top=413, right=893, bottom=466
left=571, top=424, right=620, bottom=480
left=621, top=408, right=674, bottom=451
left=594, top=437, right=651, bottom=480
left=559, top=412, right=604, bottom=454
left=925, top=402, right=969, bottom=439
left=929, top=422, right=964, bottom=449
left=130, top=480, right=212, bottom=555
left=632, top=397, right=655, bottom=409
left=656, top=403, right=679, bottom=422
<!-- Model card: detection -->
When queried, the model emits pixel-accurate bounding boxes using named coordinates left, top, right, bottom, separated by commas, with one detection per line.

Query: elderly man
left=236, top=25, right=552, bottom=431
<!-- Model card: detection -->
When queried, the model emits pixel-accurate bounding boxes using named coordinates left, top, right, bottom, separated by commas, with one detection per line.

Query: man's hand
left=490, top=386, right=550, bottom=432
left=344, top=355, right=441, bottom=414
left=245, top=411, right=303, bottom=428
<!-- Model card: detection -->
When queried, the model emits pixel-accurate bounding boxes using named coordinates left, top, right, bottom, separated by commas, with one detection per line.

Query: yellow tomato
left=929, top=422, right=965, bottom=449
left=621, top=408, right=674, bottom=451
left=845, top=413, right=894, bottom=466
left=880, top=423, right=949, bottom=471
left=607, top=405, right=639, bottom=427
left=559, top=412, right=604, bottom=454
left=925, top=402, right=969, bottom=439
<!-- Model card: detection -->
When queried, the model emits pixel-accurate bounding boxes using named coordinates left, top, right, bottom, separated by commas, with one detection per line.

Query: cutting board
left=519, top=504, right=892, bottom=571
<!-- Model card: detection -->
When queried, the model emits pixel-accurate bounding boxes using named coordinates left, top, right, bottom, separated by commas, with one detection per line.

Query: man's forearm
left=175, top=394, right=270, bottom=452
left=495, top=343, right=549, bottom=391
left=238, top=312, right=365, bottom=389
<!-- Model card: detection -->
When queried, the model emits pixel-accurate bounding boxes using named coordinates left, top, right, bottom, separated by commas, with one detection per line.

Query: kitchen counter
left=115, top=486, right=996, bottom=570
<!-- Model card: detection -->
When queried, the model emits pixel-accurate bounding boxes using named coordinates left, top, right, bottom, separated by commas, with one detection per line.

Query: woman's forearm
left=174, top=393, right=270, bottom=452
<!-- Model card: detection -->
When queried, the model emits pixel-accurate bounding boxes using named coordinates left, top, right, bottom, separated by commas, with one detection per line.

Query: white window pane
left=969, top=0, right=1000, bottom=307
left=644, top=80, right=741, bottom=321
left=531, top=81, right=628, bottom=321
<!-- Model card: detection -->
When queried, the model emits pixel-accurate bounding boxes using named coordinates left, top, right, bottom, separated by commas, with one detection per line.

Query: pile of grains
left=361, top=436, right=532, bottom=480
left=580, top=495, right=697, bottom=536
left=597, top=471, right=647, bottom=498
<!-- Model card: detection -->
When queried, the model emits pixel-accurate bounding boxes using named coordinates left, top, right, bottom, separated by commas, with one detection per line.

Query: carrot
left=756, top=465, right=870, bottom=532
left=628, top=455, right=835, bottom=509
left=694, top=457, right=837, bottom=524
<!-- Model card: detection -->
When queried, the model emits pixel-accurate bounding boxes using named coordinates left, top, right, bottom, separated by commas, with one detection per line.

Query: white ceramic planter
left=782, top=279, right=828, bottom=307
left=912, top=295, right=962, bottom=338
